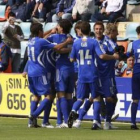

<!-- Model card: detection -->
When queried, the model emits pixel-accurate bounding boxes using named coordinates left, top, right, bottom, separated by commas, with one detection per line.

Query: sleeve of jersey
left=95, top=41, right=106, bottom=56
left=42, top=39, right=56, bottom=49
left=46, top=35, right=53, bottom=43
left=70, top=43, right=76, bottom=59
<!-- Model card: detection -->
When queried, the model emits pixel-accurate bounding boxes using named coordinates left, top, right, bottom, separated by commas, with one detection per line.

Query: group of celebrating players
left=26, top=19, right=140, bottom=130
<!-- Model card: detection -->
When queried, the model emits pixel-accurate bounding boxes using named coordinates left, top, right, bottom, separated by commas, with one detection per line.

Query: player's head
left=105, top=23, right=118, bottom=41
left=74, top=21, right=83, bottom=37
left=30, top=23, right=43, bottom=38
left=94, top=21, right=104, bottom=40
left=136, top=26, right=140, bottom=37
left=80, top=21, right=91, bottom=36
left=57, top=19, right=72, bottom=34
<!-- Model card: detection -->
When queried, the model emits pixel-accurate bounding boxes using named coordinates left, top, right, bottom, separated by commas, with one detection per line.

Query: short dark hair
left=30, top=23, right=43, bottom=37
left=80, top=21, right=91, bottom=35
left=74, top=21, right=83, bottom=35
left=58, top=19, right=72, bottom=34
left=8, top=12, right=16, bottom=19
left=136, top=26, right=140, bottom=34
left=94, top=21, right=105, bottom=31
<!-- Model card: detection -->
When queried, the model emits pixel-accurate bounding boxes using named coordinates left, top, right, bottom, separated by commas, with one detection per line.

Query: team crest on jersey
left=81, top=41, right=87, bottom=47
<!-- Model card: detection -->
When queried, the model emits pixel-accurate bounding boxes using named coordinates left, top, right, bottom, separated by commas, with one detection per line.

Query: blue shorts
left=28, top=75, right=50, bottom=96
left=100, top=77, right=118, bottom=98
left=76, top=81, right=99, bottom=99
left=56, top=69, right=75, bottom=93
left=132, top=73, right=140, bottom=100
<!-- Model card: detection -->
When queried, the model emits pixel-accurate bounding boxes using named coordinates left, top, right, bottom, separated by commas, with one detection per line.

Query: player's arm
left=70, top=43, right=76, bottom=62
left=43, top=28, right=57, bottom=38
left=99, top=53, right=119, bottom=60
left=95, top=41, right=119, bottom=60
left=53, top=37, right=73, bottom=51
left=56, top=47, right=72, bottom=54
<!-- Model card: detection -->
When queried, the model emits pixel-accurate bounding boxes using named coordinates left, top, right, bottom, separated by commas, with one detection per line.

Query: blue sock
left=32, top=98, right=51, bottom=118
left=42, top=101, right=53, bottom=124
left=111, top=103, right=116, bottom=117
left=93, top=101, right=101, bottom=123
left=131, top=102, right=138, bottom=125
left=30, top=101, right=38, bottom=115
left=67, top=99, right=73, bottom=115
left=59, top=97, right=69, bottom=123
left=72, top=100, right=83, bottom=112
left=79, top=100, right=92, bottom=120
left=57, top=99, right=63, bottom=124
left=105, top=101, right=113, bottom=122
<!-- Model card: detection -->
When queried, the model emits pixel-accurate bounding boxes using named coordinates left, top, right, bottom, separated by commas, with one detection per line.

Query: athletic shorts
left=28, top=75, right=50, bottom=96
left=76, top=81, right=99, bottom=99
left=132, top=73, right=140, bottom=100
left=100, top=77, right=118, bottom=98
left=56, top=69, right=75, bottom=93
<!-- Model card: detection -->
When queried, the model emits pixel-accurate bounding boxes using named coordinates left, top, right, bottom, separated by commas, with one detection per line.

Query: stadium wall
left=0, top=74, right=140, bottom=122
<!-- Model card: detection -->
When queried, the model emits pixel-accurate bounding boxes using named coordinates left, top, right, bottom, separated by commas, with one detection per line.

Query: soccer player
left=68, top=21, right=101, bottom=130
left=130, top=26, right=140, bottom=130
left=46, top=19, right=74, bottom=128
left=72, top=22, right=119, bottom=129
left=27, top=22, right=72, bottom=127
left=95, top=23, right=119, bottom=130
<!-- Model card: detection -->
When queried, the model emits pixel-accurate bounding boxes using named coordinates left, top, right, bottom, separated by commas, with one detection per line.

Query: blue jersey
left=73, top=35, right=81, bottom=73
left=44, top=49, right=56, bottom=72
left=28, top=37, right=55, bottom=77
left=132, top=39, right=140, bottom=74
left=95, top=35, right=117, bottom=78
left=70, top=36, right=98, bottom=83
left=47, top=34, right=74, bottom=71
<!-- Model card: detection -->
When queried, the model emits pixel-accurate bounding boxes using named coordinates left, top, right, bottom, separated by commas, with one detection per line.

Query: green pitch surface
left=0, top=117, right=140, bottom=140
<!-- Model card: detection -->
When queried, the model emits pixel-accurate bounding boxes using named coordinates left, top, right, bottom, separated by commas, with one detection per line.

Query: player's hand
left=51, top=28, right=58, bottom=34
left=66, top=36, right=73, bottom=44
left=22, top=72, right=27, bottom=78
left=113, top=53, right=119, bottom=60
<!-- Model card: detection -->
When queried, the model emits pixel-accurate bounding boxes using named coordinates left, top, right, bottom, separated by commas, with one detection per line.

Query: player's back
left=28, top=37, right=55, bottom=77
left=73, top=37, right=97, bottom=83
left=132, top=39, right=140, bottom=74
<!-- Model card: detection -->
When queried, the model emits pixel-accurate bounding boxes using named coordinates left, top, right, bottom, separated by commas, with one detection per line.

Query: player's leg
left=28, top=76, right=41, bottom=128
left=68, top=82, right=87, bottom=128
left=42, top=75, right=56, bottom=128
left=73, top=97, right=93, bottom=128
left=30, top=76, right=52, bottom=124
left=56, top=69, right=69, bottom=127
left=101, top=77, right=118, bottom=130
left=90, top=81, right=101, bottom=130
left=131, top=74, right=140, bottom=129
left=42, top=94, right=55, bottom=128
left=66, top=70, right=75, bottom=115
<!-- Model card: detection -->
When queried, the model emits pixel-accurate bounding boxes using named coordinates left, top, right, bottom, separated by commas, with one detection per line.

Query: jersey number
left=28, top=47, right=35, bottom=62
left=79, top=50, right=92, bottom=65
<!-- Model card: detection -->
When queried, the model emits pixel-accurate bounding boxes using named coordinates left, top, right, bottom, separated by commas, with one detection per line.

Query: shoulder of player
left=132, top=39, right=140, bottom=46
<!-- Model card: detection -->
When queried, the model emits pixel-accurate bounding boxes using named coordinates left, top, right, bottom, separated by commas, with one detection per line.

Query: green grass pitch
left=0, top=117, right=140, bottom=140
